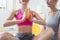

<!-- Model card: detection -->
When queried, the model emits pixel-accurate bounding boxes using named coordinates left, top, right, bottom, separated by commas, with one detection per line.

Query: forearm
left=58, top=32, right=60, bottom=40
left=58, top=24, right=60, bottom=40
left=3, top=20, right=23, bottom=27
left=3, top=13, right=26, bottom=27
left=33, top=20, right=46, bottom=25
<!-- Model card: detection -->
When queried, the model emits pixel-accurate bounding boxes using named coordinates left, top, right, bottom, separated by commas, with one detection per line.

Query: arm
left=58, top=17, right=60, bottom=40
left=3, top=10, right=26, bottom=27
left=4, top=20, right=24, bottom=27
left=58, top=24, right=60, bottom=40
left=32, top=11, right=46, bottom=25
left=43, top=15, right=46, bottom=30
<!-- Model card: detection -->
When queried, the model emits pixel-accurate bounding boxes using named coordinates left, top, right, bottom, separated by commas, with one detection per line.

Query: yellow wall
left=32, top=23, right=41, bottom=36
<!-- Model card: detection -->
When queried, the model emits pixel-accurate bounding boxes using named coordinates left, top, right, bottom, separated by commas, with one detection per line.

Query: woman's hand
left=29, top=14, right=33, bottom=22
left=20, top=12, right=26, bottom=22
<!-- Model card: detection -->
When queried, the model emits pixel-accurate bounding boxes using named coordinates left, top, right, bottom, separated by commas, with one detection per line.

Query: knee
left=0, top=32, right=8, bottom=40
left=0, top=32, right=19, bottom=40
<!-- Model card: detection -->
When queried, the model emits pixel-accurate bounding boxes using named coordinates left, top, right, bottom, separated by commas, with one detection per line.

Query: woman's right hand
left=19, top=11, right=26, bottom=22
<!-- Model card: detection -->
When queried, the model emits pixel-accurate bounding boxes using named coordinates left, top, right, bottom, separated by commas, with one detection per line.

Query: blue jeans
left=16, top=33, right=35, bottom=40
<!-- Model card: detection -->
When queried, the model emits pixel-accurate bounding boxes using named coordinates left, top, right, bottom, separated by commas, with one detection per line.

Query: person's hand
left=29, top=14, right=34, bottom=22
left=19, top=12, right=26, bottom=22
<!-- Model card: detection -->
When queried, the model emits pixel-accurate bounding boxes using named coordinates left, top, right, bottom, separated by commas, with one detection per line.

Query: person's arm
left=58, top=23, right=60, bottom=40
left=32, top=11, right=46, bottom=25
left=43, top=15, right=46, bottom=30
left=58, top=16, right=60, bottom=40
left=3, top=10, right=26, bottom=27
left=4, top=20, right=25, bottom=27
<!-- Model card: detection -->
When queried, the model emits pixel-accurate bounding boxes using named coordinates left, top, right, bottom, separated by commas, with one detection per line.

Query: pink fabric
left=16, top=9, right=34, bottom=27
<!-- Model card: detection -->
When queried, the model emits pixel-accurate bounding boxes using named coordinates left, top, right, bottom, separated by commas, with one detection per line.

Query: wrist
left=33, top=20, right=35, bottom=22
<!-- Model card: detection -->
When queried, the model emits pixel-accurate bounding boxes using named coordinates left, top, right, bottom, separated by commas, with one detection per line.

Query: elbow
left=43, top=21, right=46, bottom=25
left=3, top=23, right=9, bottom=27
left=39, top=20, right=46, bottom=25
left=44, top=21, right=46, bottom=25
left=3, top=23, right=7, bottom=27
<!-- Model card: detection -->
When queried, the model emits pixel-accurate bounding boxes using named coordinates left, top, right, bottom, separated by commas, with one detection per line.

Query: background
left=0, top=0, right=60, bottom=36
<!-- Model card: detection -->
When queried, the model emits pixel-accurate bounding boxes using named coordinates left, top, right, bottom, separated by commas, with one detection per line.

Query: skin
left=58, top=24, right=60, bottom=40
left=0, top=32, right=19, bottom=40
left=33, top=28, right=55, bottom=40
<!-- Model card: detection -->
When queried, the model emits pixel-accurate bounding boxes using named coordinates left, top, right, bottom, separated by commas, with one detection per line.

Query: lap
left=33, top=28, right=55, bottom=40
left=0, top=32, right=19, bottom=40
left=16, top=33, right=35, bottom=40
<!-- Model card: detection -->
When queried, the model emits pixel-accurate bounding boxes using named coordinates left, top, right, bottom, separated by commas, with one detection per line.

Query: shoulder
left=30, top=9, right=38, bottom=15
left=11, top=10, right=18, bottom=15
left=11, top=9, right=21, bottom=15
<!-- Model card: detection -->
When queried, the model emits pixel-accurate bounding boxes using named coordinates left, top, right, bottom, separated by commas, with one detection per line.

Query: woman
left=3, top=0, right=45, bottom=40
left=32, top=0, right=60, bottom=40
left=45, top=0, right=60, bottom=40
left=34, top=0, right=60, bottom=40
